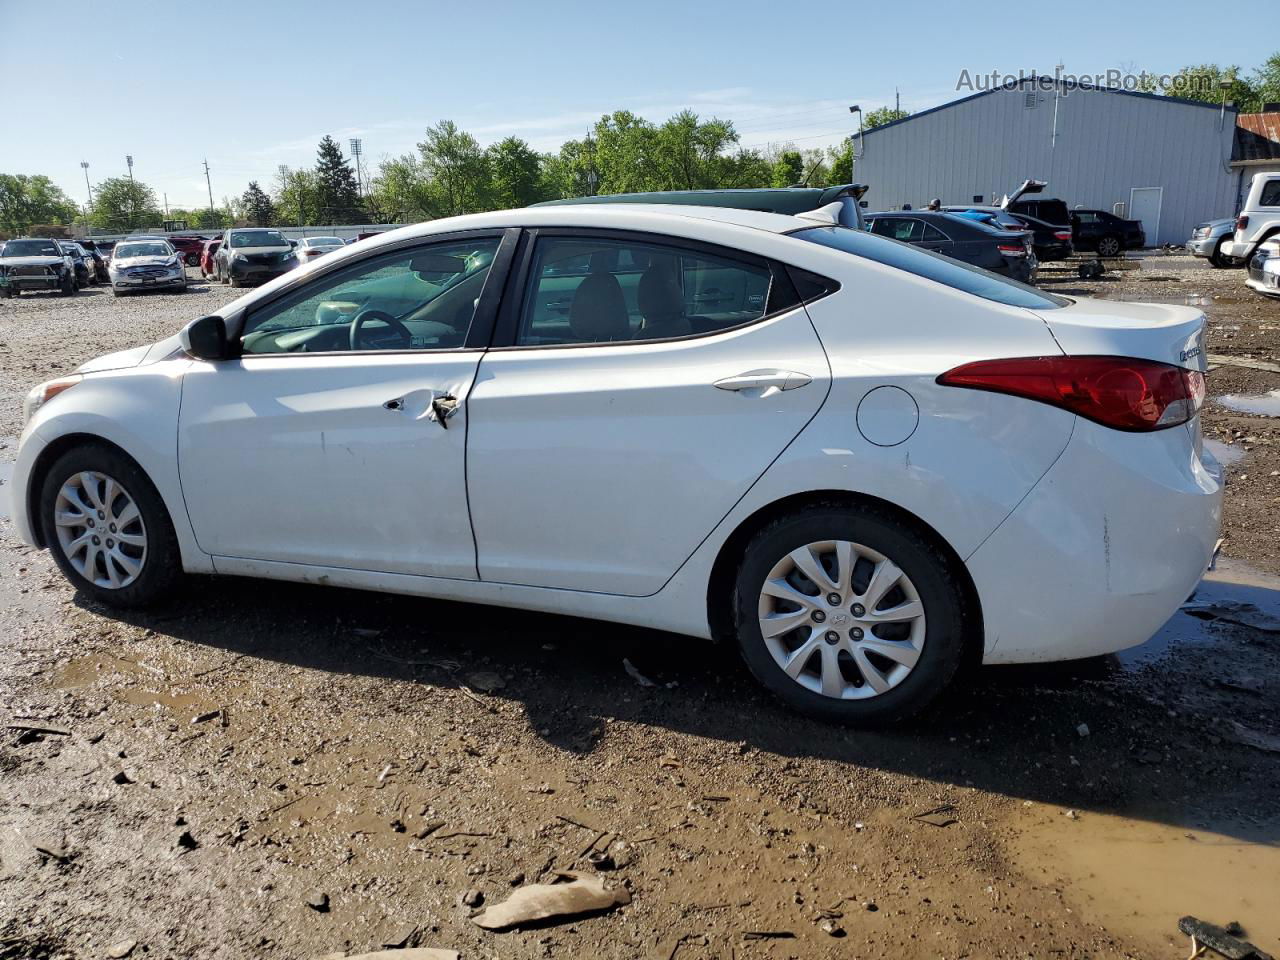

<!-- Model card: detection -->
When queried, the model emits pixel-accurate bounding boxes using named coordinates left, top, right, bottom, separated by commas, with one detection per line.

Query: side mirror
left=180, top=314, right=230, bottom=361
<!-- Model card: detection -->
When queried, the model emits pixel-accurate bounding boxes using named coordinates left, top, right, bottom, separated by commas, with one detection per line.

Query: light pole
left=125, top=155, right=135, bottom=230
left=1219, top=77, right=1235, bottom=130
left=80, top=161, right=92, bottom=208
left=349, top=138, right=364, bottom=208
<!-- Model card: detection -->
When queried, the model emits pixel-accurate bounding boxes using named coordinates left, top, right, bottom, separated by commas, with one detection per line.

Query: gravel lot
left=1, top=260, right=1278, bottom=960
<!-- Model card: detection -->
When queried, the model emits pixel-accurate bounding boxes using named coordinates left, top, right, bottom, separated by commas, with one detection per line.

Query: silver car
left=1186, top=218, right=1242, bottom=267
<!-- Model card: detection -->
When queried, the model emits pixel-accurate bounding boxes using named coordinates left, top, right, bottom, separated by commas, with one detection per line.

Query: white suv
left=1223, top=172, right=1280, bottom=261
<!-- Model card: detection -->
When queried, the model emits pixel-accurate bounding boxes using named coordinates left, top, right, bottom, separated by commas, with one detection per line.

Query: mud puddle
left=55, top=653, right=231, bottom=717
left=1011, top=804, right=1280, bottom=957
left=1216, top=389, right=1280, bottom=417
left=1203, top=437, right=1246, bottom=465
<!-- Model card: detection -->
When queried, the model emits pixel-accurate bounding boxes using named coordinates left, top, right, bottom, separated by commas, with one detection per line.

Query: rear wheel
left=1096, top=235, right=1121, bottom=258
left=185, top=253, right=199, bottom=267
left=39, top=445, right=180, bottom=607
left=733, top=506, right=968, bottom=725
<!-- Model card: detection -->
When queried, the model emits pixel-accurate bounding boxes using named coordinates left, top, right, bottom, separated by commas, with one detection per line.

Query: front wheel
left=60, top=273, right=75, bottom=296
left=39, top=445, right=181, bottom=607
left=1096, top=236, right=1121, bottom=258
left=185, top=253, right=199, bottom=267
left=733, top=506, right=969, bottom=725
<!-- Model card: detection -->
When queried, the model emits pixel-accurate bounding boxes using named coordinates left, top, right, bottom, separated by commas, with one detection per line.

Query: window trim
left=231, top=227, right=519, bottom=358
left=489, top=227, right=805, bottom=351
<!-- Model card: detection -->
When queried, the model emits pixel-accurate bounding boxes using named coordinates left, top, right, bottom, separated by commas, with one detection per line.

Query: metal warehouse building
left=853, top=77, right=1244, bottom=246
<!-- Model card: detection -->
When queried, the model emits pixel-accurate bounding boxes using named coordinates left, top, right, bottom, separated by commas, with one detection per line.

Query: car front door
left=178, top=230, right=515, bottom=578
left=465, top=229, right=832, bottom=596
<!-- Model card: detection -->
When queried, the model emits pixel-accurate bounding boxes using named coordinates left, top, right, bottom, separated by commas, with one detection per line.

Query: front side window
left=241, top=236, right=500, bottom=355
left=794, top=225, right=1069, bottom=310
left=516, top=236, right=774, bottom=346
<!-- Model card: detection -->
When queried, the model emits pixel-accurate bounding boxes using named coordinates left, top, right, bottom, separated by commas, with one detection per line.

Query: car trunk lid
left=1031, top=297, right=1206, bottom=372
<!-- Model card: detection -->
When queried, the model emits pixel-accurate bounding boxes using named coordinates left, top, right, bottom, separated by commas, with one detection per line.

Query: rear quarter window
left=793, top=226, right=1068, bottom=310
left=1260, top=179, right=1280, bottom=207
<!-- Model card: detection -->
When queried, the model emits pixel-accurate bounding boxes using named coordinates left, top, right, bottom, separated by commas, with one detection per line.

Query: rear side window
left=793, top=225, right=1068, bottom=310
left=870, top=218, right=923, bottom=243
left=1260, top=179, right=1280, bottom=207
left=516, top=236, right=777, bottom=346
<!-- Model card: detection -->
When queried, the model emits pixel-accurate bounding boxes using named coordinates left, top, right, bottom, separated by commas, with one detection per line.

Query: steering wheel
left=349, top=308, right=413, bottom=351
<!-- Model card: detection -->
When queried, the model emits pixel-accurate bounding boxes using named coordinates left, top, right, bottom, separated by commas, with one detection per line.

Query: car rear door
left=465, top=228, right=832, bottom=596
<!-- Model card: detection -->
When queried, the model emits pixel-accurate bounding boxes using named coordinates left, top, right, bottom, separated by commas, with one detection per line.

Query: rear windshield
left=230, top=230, right=289, bottom=248
left=306, top=237, right=344, bottom=246
left=793, top=226, right=1068, bottom=310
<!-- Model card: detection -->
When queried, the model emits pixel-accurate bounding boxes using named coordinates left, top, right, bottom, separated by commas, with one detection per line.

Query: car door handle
left=713, top=370, right=812, bottom=393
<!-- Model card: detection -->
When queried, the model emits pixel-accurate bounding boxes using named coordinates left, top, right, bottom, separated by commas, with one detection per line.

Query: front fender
left=17, top=358, right=213, bottom=573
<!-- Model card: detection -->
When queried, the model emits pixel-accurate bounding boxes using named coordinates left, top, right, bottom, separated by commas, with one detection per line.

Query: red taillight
left=1054, top=231, right=1072, bottom=242
left=937, top=356, right=1205, bottom=431
left=997, top=243, right=1027, bottom=256
left=1237, top=215, right=1249, bottom=232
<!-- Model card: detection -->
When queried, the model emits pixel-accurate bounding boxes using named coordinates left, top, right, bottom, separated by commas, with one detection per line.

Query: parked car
left=864, top=211, right=1038, bottom=282
left=1070, top=209, right=1145, bottom=257
left=0, top=237, right=78, bottom=295
left=1186, top=218, right=1243, bottom=268
left=166, top=235, right=208, bottom=267
left=75, top=242, right=111, bottom=283
left=59, top=241, right=94, bottom=286
left=10, top=203, right=1220, bottom=725
left=296, top=236, right=346, bottom=263
left=200, top=238, right=222, bottom=278
left=214, top=228, right=299, bottom=287
left=1245, top=238, right=1280, bottom=298
left=539, top=183, right=871, bottom=229
left=1006, top=212, right=1074, bottom=262
left=1221, top=172, right=1280, bottom=264
left=107, top=239, right=187, bottom=296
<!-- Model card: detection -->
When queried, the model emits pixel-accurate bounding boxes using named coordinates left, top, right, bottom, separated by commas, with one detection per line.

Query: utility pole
left=163, top=192, right=170, bottom=218
left=895, top=87, right=900, bottom=113
left=203, top=159, right=216, bottom=224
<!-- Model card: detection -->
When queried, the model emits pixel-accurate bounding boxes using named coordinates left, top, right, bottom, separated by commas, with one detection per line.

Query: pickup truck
left=1223, top=172, right=1280, bottom=262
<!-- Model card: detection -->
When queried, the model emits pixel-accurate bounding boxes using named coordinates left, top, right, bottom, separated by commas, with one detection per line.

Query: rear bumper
left=968, top=417, right=1223, bottom=664
left=1222, top=239, right=1254, bottom=259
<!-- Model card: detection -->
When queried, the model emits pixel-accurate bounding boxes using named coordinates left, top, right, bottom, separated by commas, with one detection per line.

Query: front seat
left=568, top=272, right=630, bottom=342
left=637, top=260, right=691, bottom=339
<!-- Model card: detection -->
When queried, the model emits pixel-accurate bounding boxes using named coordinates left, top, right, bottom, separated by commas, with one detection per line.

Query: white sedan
left=12, top=203, right=1222, bottom=724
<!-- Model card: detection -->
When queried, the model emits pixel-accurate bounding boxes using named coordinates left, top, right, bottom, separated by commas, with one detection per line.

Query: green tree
left=188, top=207, right=229, bottom=230
left=273, top=166, right=321, bottom=226
left=240, top=181, right=275, bottom=226
left=369, top=155, right=433, bottom=222
left=89, top=176, right=161, bottom=231
left=771, top=150, right=804, bottom=187
left=651, top=111, right=744, bottom=190
left=416, top=120, right=492, bottom=217
left=314, top=135, right=364, bottom=224
left=540, top=136, right=599, bottom=200
left=0, top=174, right=79, bottom=234
left=826, top=140, right=854, bottom=184
left=863, top=106, right=910, bottom=129
left=1160, top=63, right=1257, bottom=109
left=1249, top=53, right=1280, bottom=109
left=486, top=136, right=544, bottom=208
left=593, top=110, right=659, bottom=193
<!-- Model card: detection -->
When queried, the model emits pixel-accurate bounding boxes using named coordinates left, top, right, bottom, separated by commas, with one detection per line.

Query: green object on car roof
left=535, top=184, right=868, bottom=217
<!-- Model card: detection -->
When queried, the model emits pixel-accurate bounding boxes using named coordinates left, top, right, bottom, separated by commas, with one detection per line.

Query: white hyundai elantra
left=12, top=203, right=1222, bottom=724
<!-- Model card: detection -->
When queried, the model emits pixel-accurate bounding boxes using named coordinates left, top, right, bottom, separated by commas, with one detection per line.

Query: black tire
left=59, top=272, right=75, bottom=296
left=1209, top=237, right=1233, bottom=268
left=39, top=444, right=181, bottom=608
left=1096, top=235, right=1121, bottom=258
left=185, top=253, right=199, bottom=267
left=733, top=505, right=969, bottom=725
left=228, top=270, right=242, bottom=289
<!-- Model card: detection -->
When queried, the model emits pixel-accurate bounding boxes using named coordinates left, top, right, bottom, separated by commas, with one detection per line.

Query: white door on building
left=1129, top=187, right=1163, bottom=246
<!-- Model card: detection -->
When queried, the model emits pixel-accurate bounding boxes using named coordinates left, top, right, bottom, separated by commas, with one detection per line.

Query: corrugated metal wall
left=853, top=82, right=1240, bottom=245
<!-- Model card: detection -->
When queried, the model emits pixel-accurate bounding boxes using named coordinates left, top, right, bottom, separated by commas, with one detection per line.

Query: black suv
left=1068, top=209, right=1146, bottom=257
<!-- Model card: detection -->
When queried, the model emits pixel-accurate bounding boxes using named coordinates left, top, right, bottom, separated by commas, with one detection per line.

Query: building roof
left=1233, top=112, right=1280, bottom=164
left=861, top=75, right=1234, bottom=138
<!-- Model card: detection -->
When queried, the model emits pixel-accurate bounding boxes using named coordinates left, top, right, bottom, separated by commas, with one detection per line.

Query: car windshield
left=114, top=242, right=172, bottom=259
left=793, top=226, right=1068, bottom=310
left=230, top=231, right=289, bottom=248
left=3, top=239, right=62, bottom=257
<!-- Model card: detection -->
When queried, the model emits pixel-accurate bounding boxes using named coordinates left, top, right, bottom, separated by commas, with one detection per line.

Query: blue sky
left=3, top=0, right=1273, bottom=211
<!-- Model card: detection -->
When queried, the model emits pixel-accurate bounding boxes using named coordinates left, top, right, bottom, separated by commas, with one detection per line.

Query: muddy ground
left=0, top=260, right=1278, bottom=960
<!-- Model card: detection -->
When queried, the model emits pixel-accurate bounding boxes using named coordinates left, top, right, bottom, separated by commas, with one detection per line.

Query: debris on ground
left=105, top=939, right=138, bottom=958
left=470, top=873, right=631, bottom=930
left=1227, top=722, right=1280, bottom=755
left=1076, top=723, right=1091, bottom=737
left=6, top=719, right=71, bottom=736
left=742, top=931, right=796, bottom=940
left=381, top=923, right=418, bottom=948
left=911, top=804, right=957, bottom=828
left=465, top=671, right=505, bottom=693
left=461, top=888, right=483, bottom=907
left=1216, top=676, right=1265, bottom=695
left=306, top=892, right=330, bottom=913
left=622, top=658, right=656, bottom=687
left=818, top=918, right=845, bottom=937
left=321, top=951, right=460, bottom=960
left=1178, top=915, right=1274, bottom=960
left=1182, top=600, right=1280, bottom=634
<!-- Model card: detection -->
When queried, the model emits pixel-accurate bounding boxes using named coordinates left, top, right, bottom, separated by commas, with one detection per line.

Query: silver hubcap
left=53, top=471, right=147, bottom=589
left=757, top=540, right=926, bottom=700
